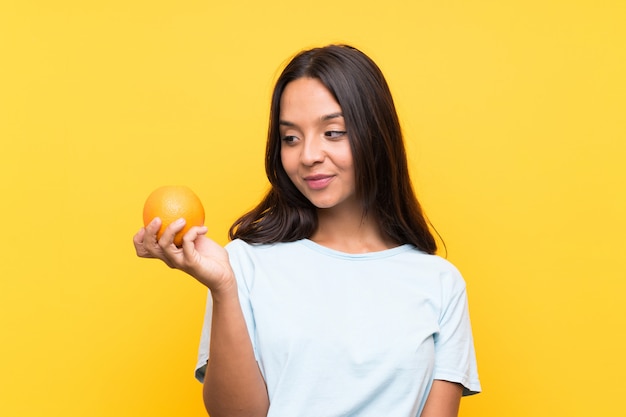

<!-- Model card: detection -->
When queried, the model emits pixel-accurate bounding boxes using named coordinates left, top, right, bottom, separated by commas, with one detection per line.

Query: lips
left=304, top=174, right=334, bottom=190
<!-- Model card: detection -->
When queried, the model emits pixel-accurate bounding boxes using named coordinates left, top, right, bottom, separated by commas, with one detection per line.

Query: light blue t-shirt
left=196, top=239, right=480, bottom=416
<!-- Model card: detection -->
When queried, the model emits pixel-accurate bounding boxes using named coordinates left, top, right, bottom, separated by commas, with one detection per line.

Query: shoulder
left=224, top=240, right=309, bottom=290
left=403, top=249, right=464, bottom=276
left=402, top=250, right=467, bottom=293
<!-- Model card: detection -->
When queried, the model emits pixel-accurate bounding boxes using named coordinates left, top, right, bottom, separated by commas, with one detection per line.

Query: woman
left=134, top=44, right=480, bottom=417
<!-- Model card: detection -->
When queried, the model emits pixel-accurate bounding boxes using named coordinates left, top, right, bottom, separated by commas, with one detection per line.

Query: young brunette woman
left=134, top=44, right=480, bottom=417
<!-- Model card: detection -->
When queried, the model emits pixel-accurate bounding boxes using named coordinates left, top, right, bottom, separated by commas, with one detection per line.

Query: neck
left=311, top=207, right=397, bottom=254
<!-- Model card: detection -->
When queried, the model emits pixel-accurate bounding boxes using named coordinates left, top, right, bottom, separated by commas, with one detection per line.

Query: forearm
left=202, top=285, right=269, bottom=417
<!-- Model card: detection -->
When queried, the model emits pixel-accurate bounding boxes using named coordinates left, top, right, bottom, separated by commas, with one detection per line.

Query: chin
left=312, top=202, right=337, bottom=210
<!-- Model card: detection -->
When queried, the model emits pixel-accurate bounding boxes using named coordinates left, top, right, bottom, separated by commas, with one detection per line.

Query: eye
left=324, top=130, right=347, bottom=139
left=281, top=135, right=298, bottom=145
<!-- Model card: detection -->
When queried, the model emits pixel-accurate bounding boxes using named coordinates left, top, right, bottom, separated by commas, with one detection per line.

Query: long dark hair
left=229, top=44, right=437, bottom=254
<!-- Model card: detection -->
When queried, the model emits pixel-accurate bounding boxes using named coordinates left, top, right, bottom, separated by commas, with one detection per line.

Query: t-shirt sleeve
left=433, top=267, right=481, bottom=396
left=194, top=240, right=259, bottom=383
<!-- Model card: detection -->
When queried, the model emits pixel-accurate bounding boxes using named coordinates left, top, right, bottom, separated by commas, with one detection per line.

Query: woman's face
left=279, top=77, right=357, bottom=213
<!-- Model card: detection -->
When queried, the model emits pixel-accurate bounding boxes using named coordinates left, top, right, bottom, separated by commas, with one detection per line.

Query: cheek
left=336, top=146, right=355, bottom=172
left=280, top=148, right=297, bottom=175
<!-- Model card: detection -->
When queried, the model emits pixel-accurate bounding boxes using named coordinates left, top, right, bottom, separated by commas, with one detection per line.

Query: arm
left=134, top=218, right=269, bottom=417
left=203, top=281, right=269, bottom=417
left=420, top=380, right=463, bottom=417
left=423, top=268, right=480, bottom=417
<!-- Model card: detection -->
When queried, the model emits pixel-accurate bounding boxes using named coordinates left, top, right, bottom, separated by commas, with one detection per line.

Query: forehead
left=279, top=77, right=342, bottom=119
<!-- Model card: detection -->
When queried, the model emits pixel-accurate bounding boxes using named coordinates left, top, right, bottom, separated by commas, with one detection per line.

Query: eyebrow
left=279, top=112, right=344, bottom=127
left=321, top=112, right=344, bottom=121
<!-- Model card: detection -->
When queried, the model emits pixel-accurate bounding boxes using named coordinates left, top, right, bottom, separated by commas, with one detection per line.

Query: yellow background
left=1, top=1, right=625, bottom=416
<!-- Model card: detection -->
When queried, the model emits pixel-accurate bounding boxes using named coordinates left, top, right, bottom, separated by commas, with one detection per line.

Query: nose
left=300, top=136, right=325, bottom=166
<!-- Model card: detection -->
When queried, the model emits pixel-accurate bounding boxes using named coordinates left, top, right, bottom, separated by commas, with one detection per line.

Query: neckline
left=298, top=239, right=414, bottom=260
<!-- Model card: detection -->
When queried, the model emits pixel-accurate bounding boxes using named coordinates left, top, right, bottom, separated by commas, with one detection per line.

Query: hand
left=133, top=217, right=235, bottom=293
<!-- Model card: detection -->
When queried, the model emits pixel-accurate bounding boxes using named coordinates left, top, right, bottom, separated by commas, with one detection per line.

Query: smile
left=304, top=175, right=334, bottom=190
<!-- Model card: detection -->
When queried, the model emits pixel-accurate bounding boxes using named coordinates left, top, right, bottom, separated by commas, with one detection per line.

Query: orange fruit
left=143, top=185, right=205, bottom=246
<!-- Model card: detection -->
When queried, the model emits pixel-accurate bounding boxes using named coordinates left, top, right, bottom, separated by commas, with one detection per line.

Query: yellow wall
left=1, top=1, right=625, bottom=416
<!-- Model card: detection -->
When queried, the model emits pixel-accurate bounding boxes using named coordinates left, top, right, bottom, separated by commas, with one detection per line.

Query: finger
left=184, top=225, right=208, bottom=242
left=142, top=218, right=164, bottom=257
left=133, top=227, right=145, bottom=245
left=158, top=218, right=186, bottom=250
left=133, top=228, right=150, bottom=257
left=144, top=217, right=162, bottom=238
left=180, top=225, right=208, bottom=254
left=179, top=226, right=210, bottom=276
